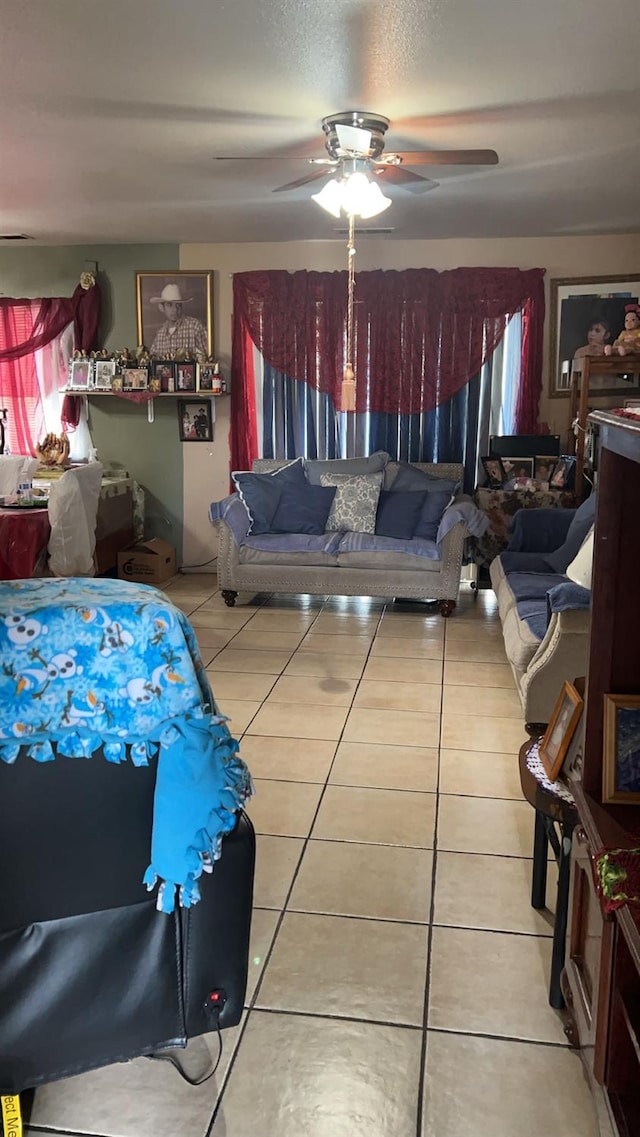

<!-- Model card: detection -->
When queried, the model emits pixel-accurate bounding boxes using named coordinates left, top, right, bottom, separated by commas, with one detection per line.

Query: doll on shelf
left=604, top=303, right=640, bottom=356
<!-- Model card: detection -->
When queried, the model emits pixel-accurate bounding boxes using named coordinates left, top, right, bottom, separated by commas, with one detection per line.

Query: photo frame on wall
left=135, top=271, right=213, bottom=358
left=539, top=681, right=584, bottom=781
left=549, top=275, right=640, bottom=398
left=178, top=399, right=213, bottom=442
left=603, top=694, right=640, bottom=804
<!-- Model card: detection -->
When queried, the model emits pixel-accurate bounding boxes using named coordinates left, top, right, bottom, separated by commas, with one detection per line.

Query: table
left=473, top=486, right=576, bottom=568
left=0, top=506, right=50, bottom=580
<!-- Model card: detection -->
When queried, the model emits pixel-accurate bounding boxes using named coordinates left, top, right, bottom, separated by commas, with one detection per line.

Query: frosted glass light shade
left=312, top=172, right=392, bottom=219
left=311, top=179, right=342, bottom=218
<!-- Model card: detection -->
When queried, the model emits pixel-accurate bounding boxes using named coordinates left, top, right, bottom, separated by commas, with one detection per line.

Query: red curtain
left=231, top=267, right=545, bottom=468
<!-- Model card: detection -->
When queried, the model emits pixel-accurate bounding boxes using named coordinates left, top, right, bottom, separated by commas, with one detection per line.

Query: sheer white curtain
left=33, top=322, right=91, bottom=460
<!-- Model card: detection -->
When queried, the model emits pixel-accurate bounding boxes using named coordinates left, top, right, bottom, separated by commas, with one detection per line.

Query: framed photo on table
left=135, top=271, right=213, bottom=357
left=549, top=455, right=576, bottom=491
left=549, top=275, right=640, bottom=397
left=502, top=457, right=534, bottom=480
left=534, top=456, right=557, bottom=484
left=603, top=694, right=640, bottom=803
left=539, top=681, right=584, bottom=781
left=481, top=456, right=506, bottom=488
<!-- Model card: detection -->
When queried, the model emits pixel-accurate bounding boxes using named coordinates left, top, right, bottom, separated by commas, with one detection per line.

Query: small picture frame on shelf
left=539, top=681, right=584, bottom=781
left=603, top=694, right=640, bottom=804
left=151, top=360, right=175, bottom=393
left=197, top=363, right=218, bottom=392
left=68, top=359, right=93, bottom=389
left=122, top=368, right=148, bottom=391
left=111, top=375, right=124, bottom=392
left=178, top=399, right=213, bottom=442
left=502, top=457, right=535, bottom=480
left=534, top=456, right=557, bottom=484
left=550, top=455, right=576, bottom=490
left=481, top=456, right=506, bottom=488
left=94, top=360, right=116, bottom=390
left=176, top=362, right=197, bottom=392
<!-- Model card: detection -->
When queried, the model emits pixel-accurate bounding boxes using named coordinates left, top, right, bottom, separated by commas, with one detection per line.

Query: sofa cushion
left=232, top=458, right=307, bottom=534
left=498, top=550, right=557, bottom=575
left=414, top=489, right=455, bottom=541
left=515, top=599, right=549, bottom=643
left=545, top=492, right=597, bottom=573
left=306, top=451, right=389, bottom=486
left=270, top=483, right=336, bottom=535
left=375, top=491, right=427, bottom=540
left=386, top=461, right=460, bottom=497
left=337, top=531, right=441, bottom=570
left=320, top=471, right=383, bottom=534
left=238, top=531, right=341, bottom=567
left=507, top=571, right=568, bottom=604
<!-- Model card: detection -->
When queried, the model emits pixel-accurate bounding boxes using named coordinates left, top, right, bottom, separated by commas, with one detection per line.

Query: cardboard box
left=117, top=538, right=176, bottom=584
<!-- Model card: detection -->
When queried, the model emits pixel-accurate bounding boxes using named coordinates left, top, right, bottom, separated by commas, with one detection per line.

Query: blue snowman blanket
left=0, top=577, right=252, bottom=913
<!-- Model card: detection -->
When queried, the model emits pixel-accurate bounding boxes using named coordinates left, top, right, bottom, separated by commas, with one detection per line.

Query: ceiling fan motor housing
left=322, top=111, right=390, bottom=159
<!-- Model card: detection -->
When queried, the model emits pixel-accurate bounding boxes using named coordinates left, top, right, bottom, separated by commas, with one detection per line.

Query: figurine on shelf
left=604, top=303, right=640, bottom=357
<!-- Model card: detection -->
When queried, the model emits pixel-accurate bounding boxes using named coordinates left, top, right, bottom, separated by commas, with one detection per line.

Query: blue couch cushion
left=545, top=492, right=597, bottom=573
left=499, top=551, right=556, bottom=575
left=388, top=461, right=460, bottom=498
left=375, top=490, right=427, bottom=540
left=516, top=599, right=548, bottom=643
left=305, top=451, right=389, bottom=486
left=414, top=489, right=455, bottom=541
left=231, top=459, right=306, bottom=534
left=508, top=571, right=568, bottom=603
left=270, top=483, right=336, bottom=535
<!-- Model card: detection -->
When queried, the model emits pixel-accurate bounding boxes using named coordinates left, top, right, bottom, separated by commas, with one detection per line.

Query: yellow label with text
left=1, top=1095, right=22, bottom=1137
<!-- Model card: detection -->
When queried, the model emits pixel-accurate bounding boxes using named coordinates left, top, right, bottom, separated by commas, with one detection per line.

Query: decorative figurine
left=604, top=303, right=640, bottom=356
left=34, top=432, right=70, bottom=468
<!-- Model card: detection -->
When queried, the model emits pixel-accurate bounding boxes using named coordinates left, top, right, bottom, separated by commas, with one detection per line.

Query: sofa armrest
left=436, top=497, right=489, bottom=545
left=209, top=494, right=250, bottom=546
left=508, top=508, right=575, bottom=554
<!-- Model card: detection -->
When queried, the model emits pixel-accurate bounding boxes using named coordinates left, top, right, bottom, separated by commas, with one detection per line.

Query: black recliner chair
left=0, top=749, right=255, bottom=1094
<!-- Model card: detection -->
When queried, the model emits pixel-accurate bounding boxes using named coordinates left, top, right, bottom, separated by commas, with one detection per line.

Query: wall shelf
left=64, top=390, right=229, bottom=398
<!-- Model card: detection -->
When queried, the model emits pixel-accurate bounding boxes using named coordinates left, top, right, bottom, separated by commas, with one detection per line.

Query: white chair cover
left=0, top=455, right=39, bottom=496
left=47, top=462, right=104, bottom=577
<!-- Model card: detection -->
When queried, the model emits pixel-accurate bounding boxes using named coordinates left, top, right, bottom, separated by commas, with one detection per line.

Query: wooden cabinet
left=563, top=411, right=640, bottom=1137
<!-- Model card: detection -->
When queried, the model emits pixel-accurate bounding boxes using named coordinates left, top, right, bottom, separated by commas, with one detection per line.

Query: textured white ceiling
left=0, top=0, right=639, bottom=243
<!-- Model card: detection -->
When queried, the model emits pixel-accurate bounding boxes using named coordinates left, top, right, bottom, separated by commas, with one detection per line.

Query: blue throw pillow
left=388, top=461, right=460, bottom=497
left=375, top=491, right=427, bottom=540
left=270, top=483, right=337, bottom=535
left=305, top=451, right=389, bottom=486
left=232, top=458, right=306, bottom=534
left=545, top=492, right=597, bottom=573
left=414, top=489, right=454, bottom=541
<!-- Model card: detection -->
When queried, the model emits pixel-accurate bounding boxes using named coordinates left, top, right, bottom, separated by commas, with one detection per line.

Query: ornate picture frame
left=539, top=681, right=584, bottom=781
left=135, top=270, right=213, bottom=358
left=603, top=694, right=640, bottom=804
left=549, top=275, right=640, bottom=398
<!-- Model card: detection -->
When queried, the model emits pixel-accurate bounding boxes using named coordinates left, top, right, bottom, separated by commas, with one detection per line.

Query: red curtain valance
left=0, top=283, right=101, bottom=363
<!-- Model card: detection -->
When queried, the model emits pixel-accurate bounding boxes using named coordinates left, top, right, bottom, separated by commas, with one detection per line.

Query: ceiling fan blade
left=392, top=149, right=499, bottom=167
left=335, top=123, right=372, bottom=153
left=376, top=165, right=438, bottom=192
left=272, top=169, right=331, bottom=193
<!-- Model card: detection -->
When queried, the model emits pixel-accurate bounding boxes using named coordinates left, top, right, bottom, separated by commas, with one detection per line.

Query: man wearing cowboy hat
left=149, top=281, right=209, bottom=358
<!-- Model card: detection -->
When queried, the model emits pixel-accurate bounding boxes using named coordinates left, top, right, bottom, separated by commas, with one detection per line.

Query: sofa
left=489, top=493, right=596, bottom=723
left=210, top=454, right=488, bottom=616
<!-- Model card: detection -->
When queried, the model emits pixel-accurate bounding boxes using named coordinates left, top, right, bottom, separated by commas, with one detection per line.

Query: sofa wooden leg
left=439, top=600, right=456, bottom=617
left=221, top=590, right=237, bottom=607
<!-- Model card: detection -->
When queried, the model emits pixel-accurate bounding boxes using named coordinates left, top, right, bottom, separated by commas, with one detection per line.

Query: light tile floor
left=26, top=578, right=599, bottom=1137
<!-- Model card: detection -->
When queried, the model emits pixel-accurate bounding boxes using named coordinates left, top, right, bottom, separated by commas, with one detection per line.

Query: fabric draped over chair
left=230, top=267, right=545, bottom=473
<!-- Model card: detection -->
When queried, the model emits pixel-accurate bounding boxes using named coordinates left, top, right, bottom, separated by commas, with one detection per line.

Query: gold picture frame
left=603, top=694, right=640, bottom=804
left=549, top=275, right=640, bottom=399
left=135, top=270, right=213, bottom=357
left=539, top=681, right=584, bottom=782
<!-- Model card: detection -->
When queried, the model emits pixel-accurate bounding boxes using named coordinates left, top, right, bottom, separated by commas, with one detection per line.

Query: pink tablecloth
left=0, top=507, right=50, bottom=580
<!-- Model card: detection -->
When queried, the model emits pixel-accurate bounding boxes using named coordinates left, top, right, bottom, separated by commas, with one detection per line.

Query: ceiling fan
left=215, top=110, right=499, bottom=196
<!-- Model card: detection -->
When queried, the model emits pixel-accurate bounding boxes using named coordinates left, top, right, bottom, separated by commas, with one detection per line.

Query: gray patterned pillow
left=320, top=471, right=383, bottom=533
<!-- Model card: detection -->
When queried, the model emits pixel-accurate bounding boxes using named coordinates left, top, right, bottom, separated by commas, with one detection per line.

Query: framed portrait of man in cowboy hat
left=135, top=270, right=213, bottom=359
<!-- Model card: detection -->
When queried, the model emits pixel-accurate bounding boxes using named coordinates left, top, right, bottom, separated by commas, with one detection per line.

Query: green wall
left=0, top=244, right=185, bottom=558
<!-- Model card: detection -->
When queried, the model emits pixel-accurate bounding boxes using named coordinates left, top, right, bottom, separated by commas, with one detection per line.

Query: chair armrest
left=209, top=495, right=250, bottom=545
left=508, top=508, right=575, bottom=554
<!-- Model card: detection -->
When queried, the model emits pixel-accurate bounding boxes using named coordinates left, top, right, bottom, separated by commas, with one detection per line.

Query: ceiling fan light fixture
left=312, top=170, right=392, bottom=219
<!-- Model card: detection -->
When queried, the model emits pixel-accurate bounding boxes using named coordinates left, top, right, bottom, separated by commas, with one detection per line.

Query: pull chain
left=341, top=213, right=357, bottom=412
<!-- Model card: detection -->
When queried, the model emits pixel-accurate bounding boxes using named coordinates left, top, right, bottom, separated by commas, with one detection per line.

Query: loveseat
left=210, top=454, right=488, bottom=615
left=489, top=493, right=596, bottom=723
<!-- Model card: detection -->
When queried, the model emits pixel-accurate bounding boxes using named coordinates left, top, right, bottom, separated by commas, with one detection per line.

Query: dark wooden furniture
left=568, top=356, right=640, bottom=499
left=519, top=740, right=579, bottom=1009
left=562, top=411, right=640, bottom=1137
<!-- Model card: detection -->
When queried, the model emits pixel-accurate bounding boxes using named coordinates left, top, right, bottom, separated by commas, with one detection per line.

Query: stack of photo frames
left=481, top=454, right=576, bottom=491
